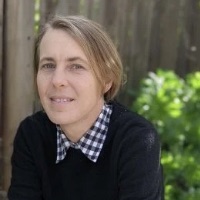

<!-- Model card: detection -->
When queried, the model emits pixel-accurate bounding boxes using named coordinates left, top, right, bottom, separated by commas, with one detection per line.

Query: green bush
left=131, top=69, right=200, bottom=200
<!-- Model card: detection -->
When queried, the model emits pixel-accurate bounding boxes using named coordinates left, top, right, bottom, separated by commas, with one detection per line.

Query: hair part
left=34, top=15, right=125, bottom=101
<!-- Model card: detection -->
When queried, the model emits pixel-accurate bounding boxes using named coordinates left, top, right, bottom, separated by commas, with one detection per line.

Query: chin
left=45, top=110, right=68, bottom=125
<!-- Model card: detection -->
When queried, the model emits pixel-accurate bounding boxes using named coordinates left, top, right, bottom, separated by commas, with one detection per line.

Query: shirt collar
left=56, top=103, right=112, bottom=163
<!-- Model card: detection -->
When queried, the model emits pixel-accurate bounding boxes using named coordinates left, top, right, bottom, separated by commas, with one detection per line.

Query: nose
left=51, top=67, right=68, bottom=88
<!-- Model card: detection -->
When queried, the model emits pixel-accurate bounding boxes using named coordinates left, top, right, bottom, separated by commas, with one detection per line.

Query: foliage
left=131, top=69, right=200, bottom=200
left=34, top=0, right=40, bottom=33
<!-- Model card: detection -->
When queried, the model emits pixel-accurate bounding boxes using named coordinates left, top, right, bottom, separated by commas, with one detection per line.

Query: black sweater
left=8, top=102, right=164, bottom=200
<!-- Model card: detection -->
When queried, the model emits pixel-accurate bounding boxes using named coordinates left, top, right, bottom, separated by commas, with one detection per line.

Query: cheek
left=90, top=81, right=103, bottom=98
left=36, top=74, right=47, bottom=95
left=36, top=74, right=42, bottom=91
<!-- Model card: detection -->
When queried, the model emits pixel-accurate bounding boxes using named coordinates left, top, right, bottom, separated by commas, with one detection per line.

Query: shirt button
left=71, top=142, right=76, bottom=147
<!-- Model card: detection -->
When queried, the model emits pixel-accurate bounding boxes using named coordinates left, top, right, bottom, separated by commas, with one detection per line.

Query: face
left=37, top=28, right=111, bottom=137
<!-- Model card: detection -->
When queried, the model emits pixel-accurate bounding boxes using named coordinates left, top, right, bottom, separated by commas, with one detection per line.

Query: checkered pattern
left=56, top=104, right=112, bottom=163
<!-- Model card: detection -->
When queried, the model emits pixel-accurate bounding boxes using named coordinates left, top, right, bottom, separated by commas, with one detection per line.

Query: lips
left=50, top=96, right=74, bottom=103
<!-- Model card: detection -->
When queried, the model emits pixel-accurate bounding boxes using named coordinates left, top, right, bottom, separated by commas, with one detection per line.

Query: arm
left=8, top=122, right=43, bottom=200
left=118, top=127, right=164, bottom=200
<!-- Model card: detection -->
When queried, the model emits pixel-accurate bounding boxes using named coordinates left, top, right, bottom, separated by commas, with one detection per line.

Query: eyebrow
left=39, top=57, right=54, bottom=63
left=39, top=56, right=88, bottom=64
left=66, top=57, right=89, bottom=66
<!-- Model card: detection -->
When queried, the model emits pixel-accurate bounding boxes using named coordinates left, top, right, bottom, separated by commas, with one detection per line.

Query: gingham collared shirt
left=56, top=104, right=112, bottom=163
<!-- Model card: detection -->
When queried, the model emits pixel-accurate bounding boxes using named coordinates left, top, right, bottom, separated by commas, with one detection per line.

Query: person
left=8, top=15, right=164, bottom=200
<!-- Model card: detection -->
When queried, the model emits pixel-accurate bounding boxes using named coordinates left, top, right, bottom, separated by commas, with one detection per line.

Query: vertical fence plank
left=85, top=0, right=94, bottom=19
left=192, top=0, right=200, bottom=72
left=55, top=0, right=80, bottom=17
left=0, top=0, right=3, bottom=133
left=148, top=0, right=162, bottom=71
left=40, top=0, right=58, bottom=26
left=185, top=0, right=200, bottom=72
left=65, top=0, right=80, bottom=15
left=0, top=0, right=4, bottom=193
left=2, top=0, right=35, bottom=190
left=102, top=0, right=117, bottom=39
left=55, top=0, right=69, bottom=15
left=159, top=0, right=180, bottom=70
left=176, top=0, right=200, bottom=76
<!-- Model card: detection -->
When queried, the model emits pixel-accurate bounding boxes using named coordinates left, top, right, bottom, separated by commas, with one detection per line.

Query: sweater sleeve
left=118, top=126, right=164, bottom=200
left=8, top=121, right=43, bottom=200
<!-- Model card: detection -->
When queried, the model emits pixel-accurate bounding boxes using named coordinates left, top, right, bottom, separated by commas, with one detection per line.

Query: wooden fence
left=0, top=0, right=200, bottom=195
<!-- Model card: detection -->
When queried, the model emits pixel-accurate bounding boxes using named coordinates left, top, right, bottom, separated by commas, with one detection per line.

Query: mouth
left=50, top=97, right=74, bottom=103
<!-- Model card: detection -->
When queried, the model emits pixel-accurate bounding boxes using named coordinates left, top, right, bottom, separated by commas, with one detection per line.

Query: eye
left=41, top=63, right=55, bottom=70
left=69, top=64, right=84, bottom=70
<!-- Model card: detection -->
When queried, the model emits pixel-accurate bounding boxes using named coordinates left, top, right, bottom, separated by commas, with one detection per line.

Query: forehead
left=39, top=28, right=88, bottom=60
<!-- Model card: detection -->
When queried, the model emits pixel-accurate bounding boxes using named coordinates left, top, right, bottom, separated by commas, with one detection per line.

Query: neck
left=60, top=100, right=104, bottom=143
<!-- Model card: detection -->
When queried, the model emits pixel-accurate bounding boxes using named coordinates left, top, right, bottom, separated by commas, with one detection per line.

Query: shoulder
left=20, top=110, right=50, bottom=125
left=109, top=101, right=160, bottom=149
left=13, top=111, right=57, bottom=161
left=110, top=101, right=155, bottom=131
left=19, top=110, right=54, bottom=131
left=15, top=111, right=56, bottom=143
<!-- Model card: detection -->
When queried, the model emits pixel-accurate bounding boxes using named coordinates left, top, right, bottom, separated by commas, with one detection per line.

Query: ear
left=104, top=81, right=112, bottom=94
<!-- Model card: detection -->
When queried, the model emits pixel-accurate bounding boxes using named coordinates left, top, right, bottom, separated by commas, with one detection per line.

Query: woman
left=8, top=15, right=163, bottom=200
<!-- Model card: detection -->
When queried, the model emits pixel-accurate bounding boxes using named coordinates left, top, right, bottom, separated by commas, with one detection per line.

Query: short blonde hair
left=35, top=15, right=124, bottom=101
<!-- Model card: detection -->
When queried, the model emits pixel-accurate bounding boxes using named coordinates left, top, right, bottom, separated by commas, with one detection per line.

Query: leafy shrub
left=132, top=69, right=200, bottom=200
